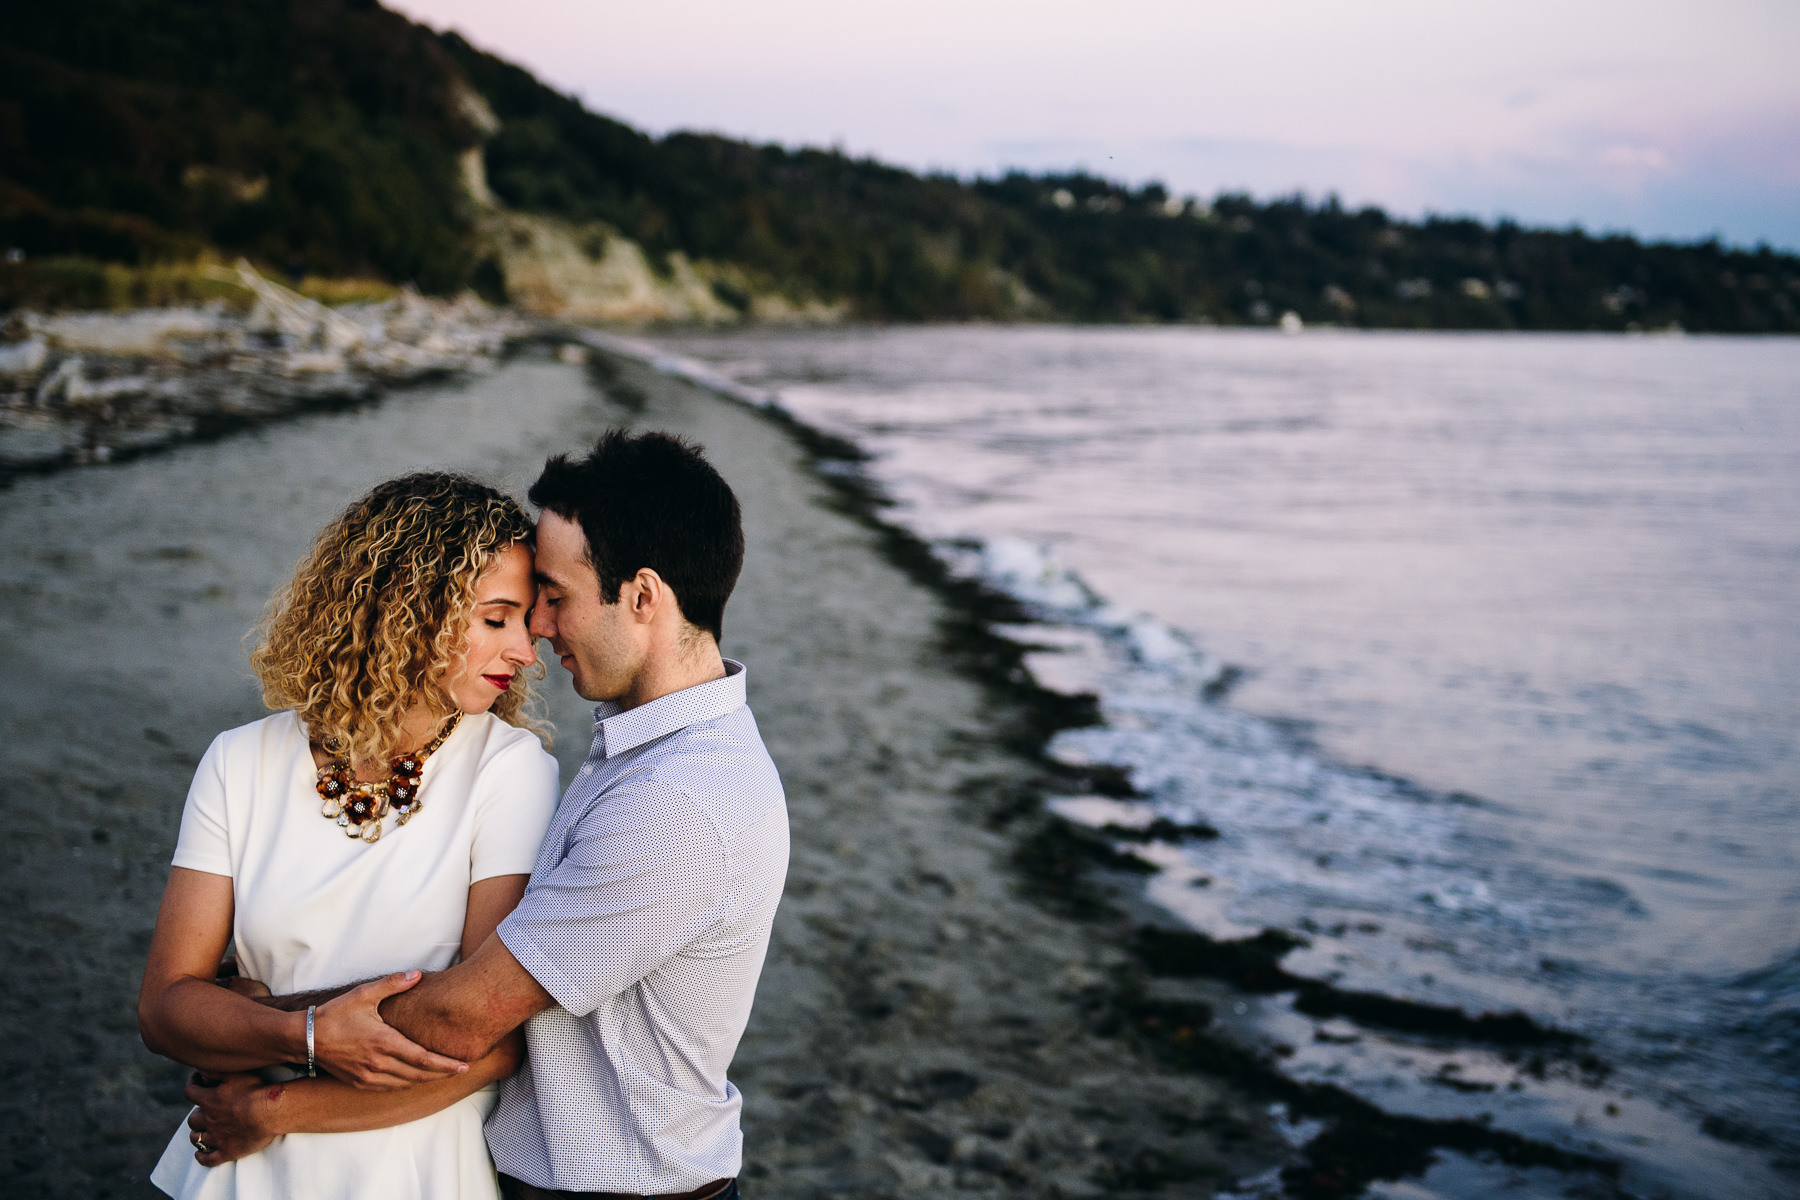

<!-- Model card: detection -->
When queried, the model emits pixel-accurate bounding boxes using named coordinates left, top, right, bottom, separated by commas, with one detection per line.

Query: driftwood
left=0, top=262, right=536, bottom=473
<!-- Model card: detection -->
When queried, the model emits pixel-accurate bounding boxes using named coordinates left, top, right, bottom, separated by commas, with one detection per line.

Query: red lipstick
left=482, top=674, right=513, bottom=691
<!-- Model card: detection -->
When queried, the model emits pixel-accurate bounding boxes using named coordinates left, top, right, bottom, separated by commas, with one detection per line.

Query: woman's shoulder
left=456, top=711, right=556, bottom=768
left=204, top=710, right=306, bottom=759
left=454, top=714, right=561, bottom=825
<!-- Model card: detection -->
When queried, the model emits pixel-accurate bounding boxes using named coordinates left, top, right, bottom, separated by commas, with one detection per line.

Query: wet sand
left=0, top=350, right=1286, bottom=1197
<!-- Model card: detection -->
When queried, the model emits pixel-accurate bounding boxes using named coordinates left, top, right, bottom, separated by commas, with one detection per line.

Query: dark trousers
left=499, top=1175, right=738, bottom=1200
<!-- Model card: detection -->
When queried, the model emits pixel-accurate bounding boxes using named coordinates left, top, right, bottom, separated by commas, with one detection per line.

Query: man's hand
left=185, top=1072, right=278, bottom=1167
left=313, top=970, right=469, bottom=1090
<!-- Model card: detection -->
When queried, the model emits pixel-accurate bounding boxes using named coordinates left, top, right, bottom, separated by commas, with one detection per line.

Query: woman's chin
left=447, top=692, right=498, bottom=717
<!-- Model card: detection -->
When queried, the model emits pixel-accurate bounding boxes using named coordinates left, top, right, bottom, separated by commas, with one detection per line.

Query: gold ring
left=195, top=1135, right=209, bottom=1153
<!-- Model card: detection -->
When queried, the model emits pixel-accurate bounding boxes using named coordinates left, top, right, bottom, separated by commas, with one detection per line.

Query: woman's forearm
left=140, top=868, right=305, bottom=1074
left=140, top=976, right=306, bottom=1073
left=257, top=1032, right=523, bottom=1134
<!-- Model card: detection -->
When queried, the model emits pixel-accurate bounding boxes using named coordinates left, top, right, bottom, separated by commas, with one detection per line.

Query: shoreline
left=8, top=300, right=1791, bottom=489
left=585, top=340, right=1634, bottom=1199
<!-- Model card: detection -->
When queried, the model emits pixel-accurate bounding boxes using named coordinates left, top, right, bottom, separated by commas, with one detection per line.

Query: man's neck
left=615, top=639, right=727, bottom=712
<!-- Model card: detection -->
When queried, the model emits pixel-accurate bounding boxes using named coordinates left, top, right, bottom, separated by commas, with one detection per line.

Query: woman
left=138, top=472, right=560, bottom=1199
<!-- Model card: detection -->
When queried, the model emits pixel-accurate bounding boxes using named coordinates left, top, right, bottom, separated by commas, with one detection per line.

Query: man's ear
left=628, top=568, right=666, bottom=623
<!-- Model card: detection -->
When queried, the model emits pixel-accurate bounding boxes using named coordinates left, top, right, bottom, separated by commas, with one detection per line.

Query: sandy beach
left=7, top=0, right=1796, bottom=1192
left=0, top=348, right=1294, bottom=1197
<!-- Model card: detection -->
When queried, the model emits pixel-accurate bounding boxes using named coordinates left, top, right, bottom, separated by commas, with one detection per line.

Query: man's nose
left=528, top=602, right=553, bottom=640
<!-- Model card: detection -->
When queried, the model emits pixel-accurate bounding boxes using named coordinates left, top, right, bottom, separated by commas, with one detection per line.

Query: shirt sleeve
left=170, top=732, right=233, bottom=877
left=469, top=735, right=561, bottom=883
left=498, top=781, right=726, bottom=1017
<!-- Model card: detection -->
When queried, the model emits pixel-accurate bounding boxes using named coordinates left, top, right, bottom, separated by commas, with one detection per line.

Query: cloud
left=1598, top=146, right=1670, bottom=171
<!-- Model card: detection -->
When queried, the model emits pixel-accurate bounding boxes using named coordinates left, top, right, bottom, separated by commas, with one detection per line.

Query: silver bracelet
left=306, top=1005, right=317, bottom=1078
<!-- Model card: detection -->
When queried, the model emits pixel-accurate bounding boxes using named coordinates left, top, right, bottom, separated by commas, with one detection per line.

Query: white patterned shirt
left=486, top=660, right=788, bottom=1192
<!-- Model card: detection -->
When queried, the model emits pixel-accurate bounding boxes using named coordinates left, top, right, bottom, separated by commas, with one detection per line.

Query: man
left=243, top=430, right=788, bottom=1198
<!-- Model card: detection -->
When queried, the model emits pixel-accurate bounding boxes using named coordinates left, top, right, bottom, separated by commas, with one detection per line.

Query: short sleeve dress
left=150, top=709, right=560, bottom=1200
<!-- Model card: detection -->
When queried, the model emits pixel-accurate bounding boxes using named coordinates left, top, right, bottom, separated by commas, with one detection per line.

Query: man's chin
left=568, top=672, right=607, bottom=703
left=558, top=658, right=621, bottom=703
left=553, top=656, right=586, bottom=693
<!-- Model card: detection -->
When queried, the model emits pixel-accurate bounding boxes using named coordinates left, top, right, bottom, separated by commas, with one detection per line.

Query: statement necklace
left=315, top=712, right=462, bottom=843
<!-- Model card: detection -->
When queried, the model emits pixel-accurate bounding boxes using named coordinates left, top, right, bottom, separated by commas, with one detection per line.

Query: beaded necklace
left=315, top=712, right=462, bottom=843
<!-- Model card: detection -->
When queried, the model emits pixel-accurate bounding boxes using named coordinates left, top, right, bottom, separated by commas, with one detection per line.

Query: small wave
left=933, top=534, right=1800, bottom=1197
left=1732, top=946, right=1800, bottom=1035
left=932, top=537, right=1666, bottom=1015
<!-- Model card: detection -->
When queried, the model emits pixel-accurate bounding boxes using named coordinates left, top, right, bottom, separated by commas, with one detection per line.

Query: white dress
left=151, top=710, right=559, bottom=1200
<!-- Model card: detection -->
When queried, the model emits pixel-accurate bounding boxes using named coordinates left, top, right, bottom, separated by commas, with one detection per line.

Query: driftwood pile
left=0, top=261, right=534, bottom=474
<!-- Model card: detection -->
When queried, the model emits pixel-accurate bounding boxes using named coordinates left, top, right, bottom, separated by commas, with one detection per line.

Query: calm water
left=651, top=326, right=1800, bottom=1198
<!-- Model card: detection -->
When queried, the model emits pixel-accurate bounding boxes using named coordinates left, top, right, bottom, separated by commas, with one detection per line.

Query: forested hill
left=1, top=0, right=486, bottom=293
left=4, top=1, right=1798, bottom=331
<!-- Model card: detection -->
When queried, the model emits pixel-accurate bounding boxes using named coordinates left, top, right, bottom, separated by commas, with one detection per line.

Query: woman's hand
left=313, top=969, right=469, bottom=1090
left=184, top=1072, right=280, bottom=1166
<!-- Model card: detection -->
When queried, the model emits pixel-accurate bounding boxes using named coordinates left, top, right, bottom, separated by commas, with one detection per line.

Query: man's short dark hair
left=528, top=429, right=744, bottom=641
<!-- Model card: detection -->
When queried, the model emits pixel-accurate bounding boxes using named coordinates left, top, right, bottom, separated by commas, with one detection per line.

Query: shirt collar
left=589, top=659, right=748, bottom=759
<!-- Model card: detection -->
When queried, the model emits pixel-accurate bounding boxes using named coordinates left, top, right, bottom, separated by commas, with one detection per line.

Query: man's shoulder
left=602, top=706, right=783, bottom=832
left=659, top=704, right=781, bottom=786
left=667, top=701, right=774, bottom=758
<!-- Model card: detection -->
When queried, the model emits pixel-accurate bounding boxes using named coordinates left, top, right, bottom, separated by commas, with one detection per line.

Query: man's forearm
left=251, top=978, right=485, bottom=1055
left=377, top=978, right=502, bottom=1063
left=377, top=933, right=558, bottom=1063
left=257, top=981, right=366, bottom=1012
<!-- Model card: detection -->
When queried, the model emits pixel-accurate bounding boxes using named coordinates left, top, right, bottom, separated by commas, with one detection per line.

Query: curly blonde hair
left=251, top=472, right=545, bottom=766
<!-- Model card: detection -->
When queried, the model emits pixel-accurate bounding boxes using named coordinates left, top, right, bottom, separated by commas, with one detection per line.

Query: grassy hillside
left=4, top=2, right=1797, bottom=331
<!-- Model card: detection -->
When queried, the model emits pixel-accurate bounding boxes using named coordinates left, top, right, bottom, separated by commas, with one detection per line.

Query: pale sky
left=390, top=0, right=1800, bottom=249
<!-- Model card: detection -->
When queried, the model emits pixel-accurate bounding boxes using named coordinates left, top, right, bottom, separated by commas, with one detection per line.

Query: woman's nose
left=507, top=624, right=538, bottom=666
